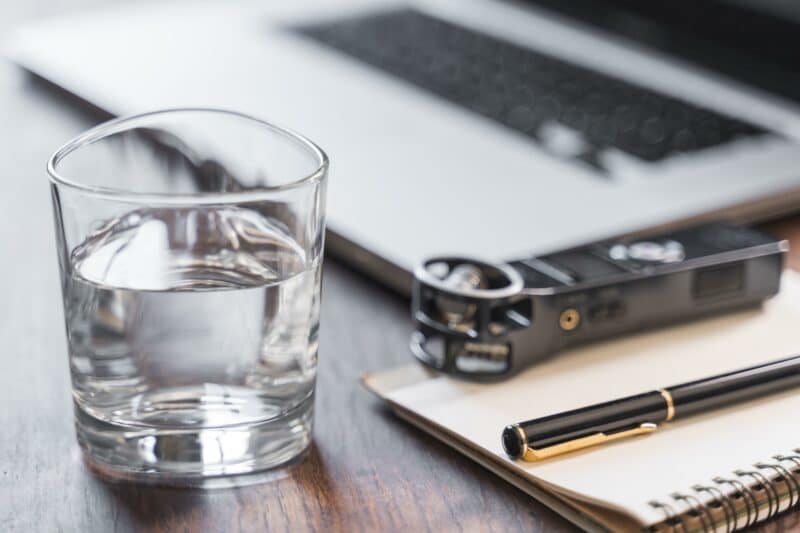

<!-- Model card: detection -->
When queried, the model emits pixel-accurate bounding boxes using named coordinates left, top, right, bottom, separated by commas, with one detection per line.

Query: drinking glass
left=47, top=109, right=328, bottom=486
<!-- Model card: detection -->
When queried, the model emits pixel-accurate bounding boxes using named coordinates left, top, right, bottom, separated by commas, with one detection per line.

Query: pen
left=502, top=354, right=800, bottom=461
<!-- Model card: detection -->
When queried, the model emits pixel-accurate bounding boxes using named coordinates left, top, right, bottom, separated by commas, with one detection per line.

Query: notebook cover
left=363, top=272, right=800, bottom=531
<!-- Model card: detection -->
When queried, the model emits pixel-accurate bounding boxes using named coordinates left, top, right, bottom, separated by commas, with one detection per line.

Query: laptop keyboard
left=296, top=9, right=767, bottom=170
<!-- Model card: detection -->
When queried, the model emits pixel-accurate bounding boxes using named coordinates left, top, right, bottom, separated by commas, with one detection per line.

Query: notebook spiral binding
left=648, top=449, right=800, bottom=532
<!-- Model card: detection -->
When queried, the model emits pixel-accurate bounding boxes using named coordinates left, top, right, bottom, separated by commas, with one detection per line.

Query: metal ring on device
left=414, top=257, right=524, bottom=300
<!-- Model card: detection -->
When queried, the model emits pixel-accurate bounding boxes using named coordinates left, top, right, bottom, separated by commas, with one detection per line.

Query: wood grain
left=1, top=3, right=800, bottom=531
left=0, top=59, right=571, bottom=533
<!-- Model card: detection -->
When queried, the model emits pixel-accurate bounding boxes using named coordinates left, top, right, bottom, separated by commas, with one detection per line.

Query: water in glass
left=64, top=205, right=320, bottom=482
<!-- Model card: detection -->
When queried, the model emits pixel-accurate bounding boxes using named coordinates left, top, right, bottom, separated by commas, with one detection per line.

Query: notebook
left=363, top=272, right=800, bottom=532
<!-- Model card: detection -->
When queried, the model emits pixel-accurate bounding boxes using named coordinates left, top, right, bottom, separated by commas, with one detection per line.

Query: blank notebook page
left=384, top=272, right=800, bottom=526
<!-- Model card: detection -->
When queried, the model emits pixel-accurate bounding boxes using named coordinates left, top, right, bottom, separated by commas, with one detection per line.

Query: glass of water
left=48, top=109, right=328, bottom=485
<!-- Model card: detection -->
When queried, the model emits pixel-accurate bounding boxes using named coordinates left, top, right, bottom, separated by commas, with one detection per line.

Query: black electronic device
left=411, top=222, right=787, bottom=380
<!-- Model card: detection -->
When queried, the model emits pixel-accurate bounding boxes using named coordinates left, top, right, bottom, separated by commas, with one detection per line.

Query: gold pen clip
left=520, top=422, right=658, bottom=462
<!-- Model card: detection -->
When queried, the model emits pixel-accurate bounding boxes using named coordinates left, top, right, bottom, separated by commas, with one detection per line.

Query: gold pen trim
left=513, top=424, right=529, bottom=458
left=659, top=388, right=675, bottom=421
left=521, top=423, right=657, bottom=461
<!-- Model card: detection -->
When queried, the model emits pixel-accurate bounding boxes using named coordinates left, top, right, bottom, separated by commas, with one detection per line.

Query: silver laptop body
left=8, top=0, right=800, bottom=292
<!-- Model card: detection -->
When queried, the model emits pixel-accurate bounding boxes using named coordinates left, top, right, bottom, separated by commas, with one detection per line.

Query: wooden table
left=1, top=4, right=799, bottom=531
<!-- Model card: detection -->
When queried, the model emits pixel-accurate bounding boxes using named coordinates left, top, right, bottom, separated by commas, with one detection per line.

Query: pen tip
left=502, top=425, right=524, bottom=459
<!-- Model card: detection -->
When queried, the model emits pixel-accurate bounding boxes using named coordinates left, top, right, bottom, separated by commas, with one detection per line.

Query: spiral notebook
left=363, top=272, right=800, bottom=532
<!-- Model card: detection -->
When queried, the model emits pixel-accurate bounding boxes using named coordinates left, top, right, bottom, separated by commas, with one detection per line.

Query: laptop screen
left=525, top=0, right=800, bottom=104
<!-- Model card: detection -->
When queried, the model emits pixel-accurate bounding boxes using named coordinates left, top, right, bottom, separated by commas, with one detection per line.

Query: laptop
left=7, top=0, right=800, bottom=293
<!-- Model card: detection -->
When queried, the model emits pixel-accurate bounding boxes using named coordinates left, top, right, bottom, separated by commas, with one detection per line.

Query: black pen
left=502, top=354, right=800, bottom=461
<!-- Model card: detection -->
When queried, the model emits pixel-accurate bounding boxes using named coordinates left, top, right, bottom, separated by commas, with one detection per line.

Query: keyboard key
left=296, top=9, right=767, bottom=170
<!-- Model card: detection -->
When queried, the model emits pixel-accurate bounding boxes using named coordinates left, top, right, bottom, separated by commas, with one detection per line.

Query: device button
left=609, top=240, right=685, bottom=264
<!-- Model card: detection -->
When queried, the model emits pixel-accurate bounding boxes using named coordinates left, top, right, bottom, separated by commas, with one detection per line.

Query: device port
left=588, top=304, right=608, bottom=321
left=607, top=301, right=626, bottom=318
left=693, top=263, right=744, bottom=300
left=559, top=308, right=581, bottom=331
left=588, top=301, right=626, bottom=321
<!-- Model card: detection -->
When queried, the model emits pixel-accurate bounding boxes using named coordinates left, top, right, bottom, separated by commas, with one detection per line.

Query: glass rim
left=47, top=107, right=329, bottom=204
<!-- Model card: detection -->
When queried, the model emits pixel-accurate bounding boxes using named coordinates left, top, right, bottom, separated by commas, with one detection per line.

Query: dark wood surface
left=2, top=4, right=800, bottom=532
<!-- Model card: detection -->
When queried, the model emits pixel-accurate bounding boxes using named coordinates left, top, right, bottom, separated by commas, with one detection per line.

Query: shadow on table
left=84, top=443, right=340, bottom=531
